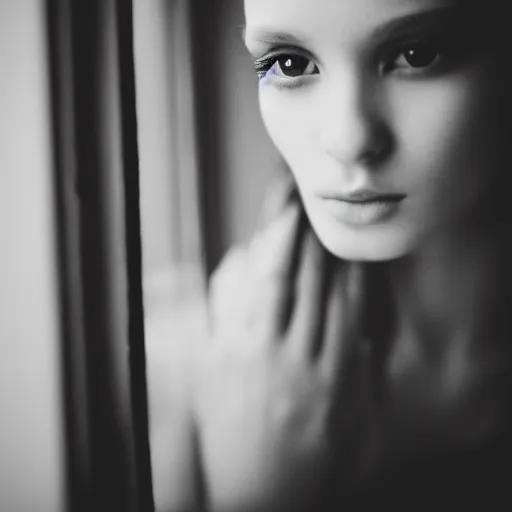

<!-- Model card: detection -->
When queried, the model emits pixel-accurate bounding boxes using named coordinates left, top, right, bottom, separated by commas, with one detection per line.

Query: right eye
left=255, top=54, right=319, bottom=82
left=274, top=55, right=318, bottom=77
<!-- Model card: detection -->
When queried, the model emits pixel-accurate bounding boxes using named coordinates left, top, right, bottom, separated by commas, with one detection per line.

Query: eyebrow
left=370, top=5, right=462, bottom=43
left=243, top=6, right=462, bottom=50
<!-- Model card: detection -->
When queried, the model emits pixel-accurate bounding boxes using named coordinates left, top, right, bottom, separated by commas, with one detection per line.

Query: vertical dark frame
left=189, top=0, right=225, bottom=278
left=46, top=0, right=154, bottom=510
left=116, top=3, right=154, bottom=512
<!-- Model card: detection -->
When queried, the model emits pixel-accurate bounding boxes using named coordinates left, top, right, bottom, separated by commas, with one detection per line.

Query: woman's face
left=244, top=0, right=504, bottom=261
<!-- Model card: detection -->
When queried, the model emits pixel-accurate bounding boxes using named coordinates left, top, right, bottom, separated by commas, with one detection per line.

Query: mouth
left=321, top=189, right=407, bottom=204
left=319, top=189, right=406, bottom=226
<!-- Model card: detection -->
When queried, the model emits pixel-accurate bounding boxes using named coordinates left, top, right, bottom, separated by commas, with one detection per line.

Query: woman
left=153, top=0, right=512, bottom=510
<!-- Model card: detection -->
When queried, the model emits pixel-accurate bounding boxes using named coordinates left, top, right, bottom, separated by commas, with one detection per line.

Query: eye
left=398, top=42, right=441, bottom=68
left=274, top=55, right=318, bottom=78
left=254, top=53, right=319, bottom=82
left=384, top=40, right=448, bottom=74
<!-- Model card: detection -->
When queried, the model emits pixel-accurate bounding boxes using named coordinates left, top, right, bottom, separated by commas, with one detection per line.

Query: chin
left=306, top=208, right=415, bottom=263
left=319, top=234, right=411, bottom=262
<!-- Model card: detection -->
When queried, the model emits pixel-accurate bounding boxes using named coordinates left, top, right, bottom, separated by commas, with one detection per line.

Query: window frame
left=46, top=0, right=154, bottom=510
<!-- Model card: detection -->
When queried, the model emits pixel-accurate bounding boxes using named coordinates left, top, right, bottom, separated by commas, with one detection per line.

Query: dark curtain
left=46, top=1, right=153, bottom=510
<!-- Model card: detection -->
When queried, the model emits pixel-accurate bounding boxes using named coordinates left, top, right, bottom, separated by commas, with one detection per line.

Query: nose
left=319, top=72, right=393, bottom=168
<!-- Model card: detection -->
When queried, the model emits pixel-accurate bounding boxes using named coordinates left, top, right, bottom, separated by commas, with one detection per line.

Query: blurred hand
left=193, top=186, right=369, bottom=511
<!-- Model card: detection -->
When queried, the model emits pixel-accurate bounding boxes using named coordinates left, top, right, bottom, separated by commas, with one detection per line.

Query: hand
left=192, top=188, right=369, bottom=511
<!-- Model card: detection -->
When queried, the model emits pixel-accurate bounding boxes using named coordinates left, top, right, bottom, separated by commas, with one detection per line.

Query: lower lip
left=322, top=198, right=404, bottom=226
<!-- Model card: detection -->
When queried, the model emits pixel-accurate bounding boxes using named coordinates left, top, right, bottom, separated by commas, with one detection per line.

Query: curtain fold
left=47, top=0, right=153, bottom=510
left=133, top=1, right=210, bottom=505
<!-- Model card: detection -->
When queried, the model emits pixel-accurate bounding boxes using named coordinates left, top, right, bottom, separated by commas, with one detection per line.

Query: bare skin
left=149, top=0, right=512, bottom=509
left=150, top=180, right=512, bottom=511
left=195, top=188, right=369, bottom=511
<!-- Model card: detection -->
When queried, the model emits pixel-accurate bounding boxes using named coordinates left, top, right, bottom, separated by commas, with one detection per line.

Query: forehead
left=244, top=0, right=460, bottom=42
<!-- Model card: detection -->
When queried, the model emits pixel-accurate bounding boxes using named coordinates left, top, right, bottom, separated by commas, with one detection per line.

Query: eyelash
left=253, top=37, right=465, bottom=87
left=254, top=53, right=318, bottom=86
left=383, top=36, right=464, bottom=74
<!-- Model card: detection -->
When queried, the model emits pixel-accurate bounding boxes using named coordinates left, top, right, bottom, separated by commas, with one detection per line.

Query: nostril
left=360, top=129, right=394, bottom=166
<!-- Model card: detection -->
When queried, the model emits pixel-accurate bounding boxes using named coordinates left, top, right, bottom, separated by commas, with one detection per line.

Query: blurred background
left=133, top=2, right=283, bottom=502
left=1, top=0, right=282, bottom=510
left=1, top=1, right=65, bottom=511
left=135, top=0, right=282, bottom=298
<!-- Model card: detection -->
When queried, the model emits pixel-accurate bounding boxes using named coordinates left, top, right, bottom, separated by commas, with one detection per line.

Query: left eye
left=392, top=42, right=442, bottom=70
left=384, top=42, right=444, bottom=74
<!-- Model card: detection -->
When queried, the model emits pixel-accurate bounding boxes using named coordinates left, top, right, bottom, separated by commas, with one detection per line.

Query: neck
left=385, top=216, right=511, bottom=352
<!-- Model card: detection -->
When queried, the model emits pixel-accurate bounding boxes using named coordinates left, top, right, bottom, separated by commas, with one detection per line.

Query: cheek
left=259, top=89, right=320, bottom=184
left=390, top=73, right=501, bottom=222
left=258, top=68, right=504, bottom=254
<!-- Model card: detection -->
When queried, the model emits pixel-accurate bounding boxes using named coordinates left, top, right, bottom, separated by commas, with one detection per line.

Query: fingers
left=320, top=261, right=366, bottom=378
left=287, top=225, right=330, bottom=360
left=208, top=185, right=303, bottom=350
left=247, top=197, right=305, bottom=338
left=208, top=245, right=248, bottom=335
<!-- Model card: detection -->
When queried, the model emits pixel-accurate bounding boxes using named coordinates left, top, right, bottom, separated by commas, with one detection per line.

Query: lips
left=341, top=192, right=405, bottom=203
left=319, top=189, right=406, bottom=226
left=321, top=189, right=406, bottom=203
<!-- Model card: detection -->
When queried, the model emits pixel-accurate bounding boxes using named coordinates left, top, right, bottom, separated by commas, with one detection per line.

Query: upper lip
left=321, top=189, right=406, bottom=203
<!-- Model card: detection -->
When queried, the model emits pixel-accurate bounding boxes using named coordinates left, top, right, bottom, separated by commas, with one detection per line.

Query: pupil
left=278, top=55, right=309, bottom=77
left=404, top=45, right=438, bottom=67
